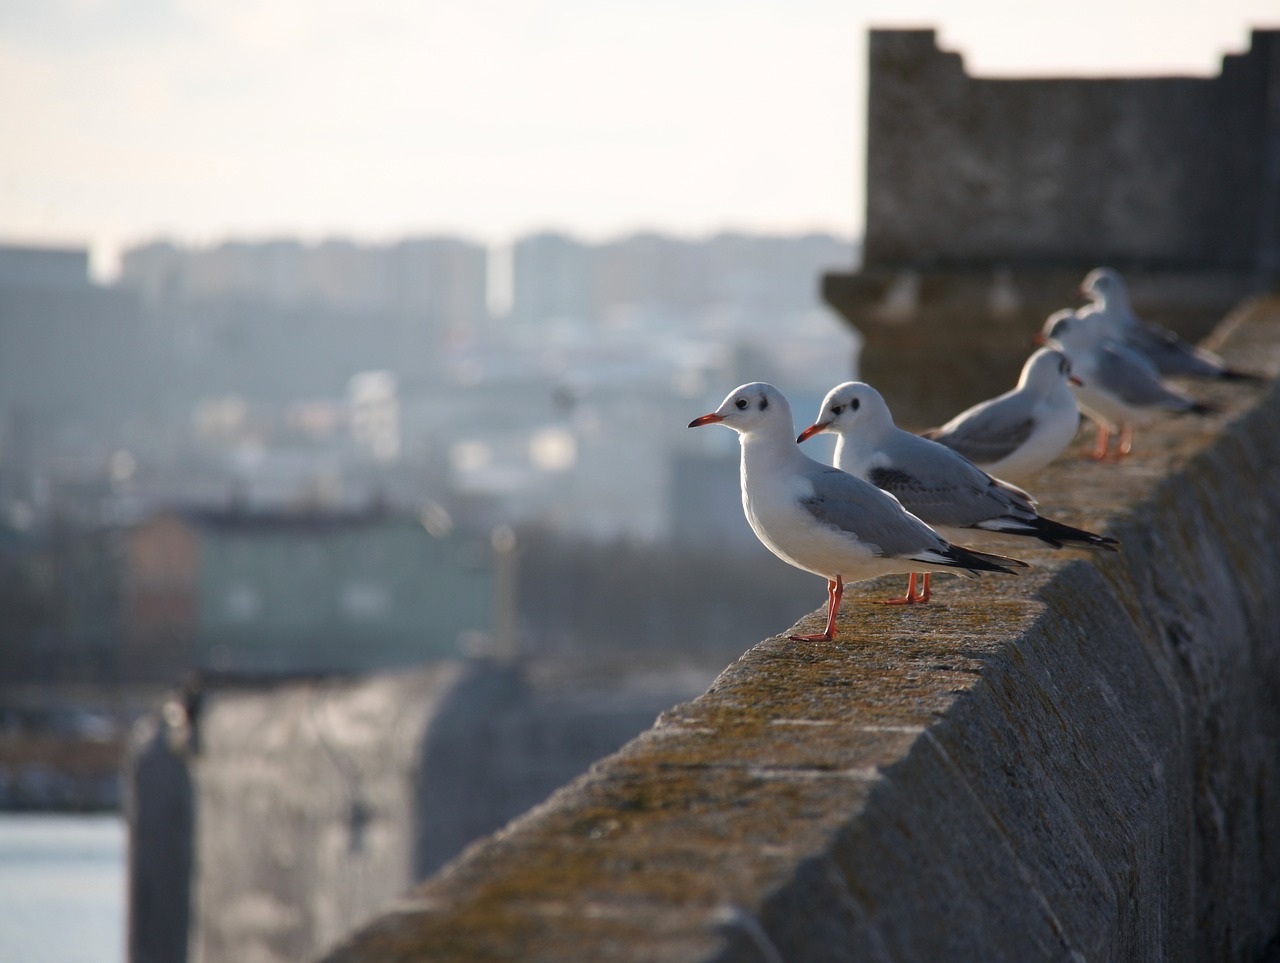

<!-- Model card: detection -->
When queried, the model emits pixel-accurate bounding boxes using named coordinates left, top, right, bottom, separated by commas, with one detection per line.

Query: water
left=0, top=813, right=125, bottom=963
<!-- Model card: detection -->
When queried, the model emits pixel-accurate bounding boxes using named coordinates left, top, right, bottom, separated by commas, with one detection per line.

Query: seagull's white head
left=796, top=381, right=894, bottom=445
left=1041, top=309, right=1108, bottom=360
left=1019, top=346, right=1082, bottom=391
left=687, top=382, right=793, bottom=436
left=1080, top=266, right=1125, bottom=305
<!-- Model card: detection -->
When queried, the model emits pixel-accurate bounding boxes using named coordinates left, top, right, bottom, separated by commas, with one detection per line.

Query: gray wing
left=862, top=438, right=1037, bottom=529
left=1096, top=341, right=1194, bottom=408
left=1125, top=323, right=1224, bottom=378
left=801, top=466, right=948, bottom=559
left=926, top=397, right=1037, bottom=467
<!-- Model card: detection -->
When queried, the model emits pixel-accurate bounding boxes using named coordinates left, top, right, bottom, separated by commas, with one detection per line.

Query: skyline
left=2, top=1, right=1277, bottom=280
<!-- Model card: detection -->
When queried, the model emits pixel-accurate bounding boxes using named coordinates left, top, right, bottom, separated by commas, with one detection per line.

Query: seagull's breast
left=743, top=474, right=880, bottom=580
left=1016, top=390, right=1079, bottom=463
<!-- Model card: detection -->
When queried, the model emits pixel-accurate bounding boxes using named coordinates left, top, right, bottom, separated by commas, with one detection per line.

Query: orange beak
left=1031, top=333, right=1046, bottom=346
left=796, top=421, right=828, bottom=444
left=1069, top=375, right=1083, bottom=387
left=688, top=413, right=725, bottom=428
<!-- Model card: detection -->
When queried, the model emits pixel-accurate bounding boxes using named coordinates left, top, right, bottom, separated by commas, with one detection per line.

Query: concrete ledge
left=322, top=299, right=1280, bottom=963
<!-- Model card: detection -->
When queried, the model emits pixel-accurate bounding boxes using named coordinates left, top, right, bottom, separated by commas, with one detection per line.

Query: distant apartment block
left=0, top=243, right=91, bottom=288
left=120, top=235, right=491, bottom=334
left=0, top=243, right=156, bottom=465
left=509, top=230, right=854, bottom=327
left=508, top=232, right=594, bottom=325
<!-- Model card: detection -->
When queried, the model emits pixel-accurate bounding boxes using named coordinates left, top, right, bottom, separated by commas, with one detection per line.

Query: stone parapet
left=321, top=298, right=1280, bottom=962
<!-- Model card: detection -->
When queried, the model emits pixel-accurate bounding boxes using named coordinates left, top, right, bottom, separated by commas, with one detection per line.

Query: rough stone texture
left=861, top=29, right=1280, bottom=274
left=821, top=27, right=1279, bottom=427
left=320, top=298, right=1280, bottom=962
left=127, top=659, right=717, bottom=963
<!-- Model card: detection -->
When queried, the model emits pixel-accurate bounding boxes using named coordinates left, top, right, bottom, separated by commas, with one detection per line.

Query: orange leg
left=1117, top=425, right=1134, bottom=457
left=877, top=571, right=932, bottom=605
left=788, top=575, right=844, bottom=642
left=914, top=573, right=932, bottom=603
left=1087, top=423, right=1111, bottom=460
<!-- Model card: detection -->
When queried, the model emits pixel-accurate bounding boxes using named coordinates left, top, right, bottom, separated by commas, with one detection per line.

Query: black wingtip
left=956, top=546, right=1032, bottom=575
left=1188, top=401, right=1218, bottom=417
left=1221, top=368, right=1267, bottom=382
left=1020, top=516, right=1120, bottom=552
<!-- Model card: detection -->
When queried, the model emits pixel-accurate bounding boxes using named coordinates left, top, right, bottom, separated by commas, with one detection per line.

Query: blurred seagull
left=799, top=381, right=1117, bottom=603
left=1080, top=267, right=1261, bottom=381
left=688, top=382, right=1026, bottom=640
left=921, top=347, right=1082, bottom=482
left=1041, top=308, right=1215, bottom=459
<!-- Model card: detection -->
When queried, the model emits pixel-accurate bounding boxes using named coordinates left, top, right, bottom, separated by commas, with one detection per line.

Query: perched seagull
left=921, top=347, right=1083, bottom=482
left=799, top=381, right=1118, bottom=603
left=1041, top=308, right=1215, bottom=460
left=1079, top=267, right=1261, bottom=381
left=688, top=382, right=1026, bottom=640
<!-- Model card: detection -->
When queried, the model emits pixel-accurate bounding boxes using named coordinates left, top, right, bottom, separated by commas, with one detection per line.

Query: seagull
left=688, top=382, right=1026, bottom=640
left=1041, top=308, right=1215, bottom=459
left=798, top=381, right=1118, bottom=603
left=1079, top=267, right=1261, bottom=381
left=921, top=347, right=1083, bottom=482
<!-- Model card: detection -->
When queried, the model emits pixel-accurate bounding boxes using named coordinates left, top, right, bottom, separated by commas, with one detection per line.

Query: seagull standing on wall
left=798, top=381, right=1117, bottom=604
left=1079, top=267, right=1261, bottom=381
left=1041, top=308, right=1215, bottom=460
left=687, top=382, right=1026, bottom=641
left=921, top=347, right=1083, bottom=482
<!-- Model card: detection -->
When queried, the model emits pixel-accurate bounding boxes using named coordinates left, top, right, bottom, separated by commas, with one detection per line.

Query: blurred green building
left=121, top=505, right=494, bottom=676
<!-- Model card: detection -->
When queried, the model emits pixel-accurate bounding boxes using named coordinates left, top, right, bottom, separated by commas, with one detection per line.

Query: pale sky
left=1, top=0, right=1276, bottom=279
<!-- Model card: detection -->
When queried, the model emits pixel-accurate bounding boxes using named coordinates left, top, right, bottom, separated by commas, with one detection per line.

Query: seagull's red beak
left=1069, top=375, right=1084, bottom=387
left=796, top=421, right=828, bottom=444
left=1031, top=332, right=1047, bottom=346
left=688, top=412, right=725, bottom=428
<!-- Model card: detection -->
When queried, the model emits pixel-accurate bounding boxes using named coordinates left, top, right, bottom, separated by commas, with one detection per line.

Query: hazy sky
left=1, top=0, right=1276, bottom=277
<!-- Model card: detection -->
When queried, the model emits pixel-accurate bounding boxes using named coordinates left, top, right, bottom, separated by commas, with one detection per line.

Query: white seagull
left=798, top=381, right=1118, bottom=603
left=1079, top=267, right=1261, bottom=381
left=921, top=347, right=1083, bottom=482
left=1041, top=308, right=1215, bottom=460
left=688, top=382, right=1026, bottom=641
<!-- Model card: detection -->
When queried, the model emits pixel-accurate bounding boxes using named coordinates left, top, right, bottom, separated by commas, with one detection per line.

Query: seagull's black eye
left=735, top=398, right=748, bottom=410
left=849, top=398, right=860, bottom=411
left=830, top=404, right=843, bottom=415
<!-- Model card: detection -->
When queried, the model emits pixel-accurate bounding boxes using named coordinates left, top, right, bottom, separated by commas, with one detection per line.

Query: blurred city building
left=119, top=505, right=492, bottom=679
left=0, top=230, right=856, bottom=690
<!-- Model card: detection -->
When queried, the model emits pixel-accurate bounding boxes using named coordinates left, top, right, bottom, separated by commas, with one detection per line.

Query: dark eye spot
left=850, top=398, right=861, bottom=411
left=830, top=404, right=843, bottom=415
left=758, top=396, right=769, bottom=411
left=735, top=398, right=748, bottom=410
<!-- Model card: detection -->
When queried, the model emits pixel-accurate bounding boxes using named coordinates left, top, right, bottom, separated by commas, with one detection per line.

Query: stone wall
left=126, top=660, right=717, bottom=963
left=320, top=298, right=1280, bottom=962
left=822, top=27, right=1279, bottom=428
left=861, top=29, right=1280, bottom=274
